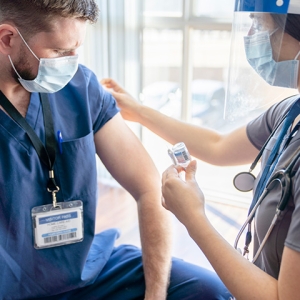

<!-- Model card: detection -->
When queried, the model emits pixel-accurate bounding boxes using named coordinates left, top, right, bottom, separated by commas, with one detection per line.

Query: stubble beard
left=10, top=43, right=37, bottom=83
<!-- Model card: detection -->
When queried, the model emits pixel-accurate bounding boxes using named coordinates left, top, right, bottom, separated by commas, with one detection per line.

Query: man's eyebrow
left=54, top=43, right=84, bottom=52
left=54, top=47, right=76, bottom=51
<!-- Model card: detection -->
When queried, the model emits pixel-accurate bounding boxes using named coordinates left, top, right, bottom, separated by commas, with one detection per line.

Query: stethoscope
left=233, top=113, right=300, bottom=263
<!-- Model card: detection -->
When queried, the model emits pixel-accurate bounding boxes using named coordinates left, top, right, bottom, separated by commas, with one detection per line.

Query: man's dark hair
left=0, top=0, right=99, bottom=38
left=271, top=13, right=300, bottom=42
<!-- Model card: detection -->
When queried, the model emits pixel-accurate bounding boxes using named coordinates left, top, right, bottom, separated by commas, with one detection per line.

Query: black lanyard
left=0, top=91, right=59, bottom=202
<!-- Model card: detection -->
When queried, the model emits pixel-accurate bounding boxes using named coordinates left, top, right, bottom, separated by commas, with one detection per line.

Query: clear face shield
left=224, top=0, right=300, bottom=121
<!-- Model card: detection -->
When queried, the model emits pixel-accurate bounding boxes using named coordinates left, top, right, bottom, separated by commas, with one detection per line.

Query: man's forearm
left=137, top=193, right=173, bottom=300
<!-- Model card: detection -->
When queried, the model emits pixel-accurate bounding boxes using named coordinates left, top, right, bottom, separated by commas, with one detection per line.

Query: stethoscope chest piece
left=233, top=110, right=289, bottom=193
left=233, top=172, right=256, bottom=192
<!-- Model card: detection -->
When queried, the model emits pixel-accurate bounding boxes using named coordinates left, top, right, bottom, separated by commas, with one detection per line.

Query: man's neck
left=0, top=56, right=31, bottom=117
left=0, top=82, right=31, bottom=117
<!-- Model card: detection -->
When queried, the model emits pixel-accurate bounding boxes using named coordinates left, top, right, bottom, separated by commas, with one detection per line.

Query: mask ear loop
left=14, top=27, right=40, bottom=61
left=8, top=28, right=41, bottom=81
left=270, top=27, right=279, bottom=36
left=8, top=55, right=23, bottom=79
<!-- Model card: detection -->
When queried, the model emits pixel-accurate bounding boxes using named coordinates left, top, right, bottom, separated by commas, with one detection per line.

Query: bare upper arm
left=94, top=113, right=161, bottom=200
left=278, top=246, right=300, bottom=299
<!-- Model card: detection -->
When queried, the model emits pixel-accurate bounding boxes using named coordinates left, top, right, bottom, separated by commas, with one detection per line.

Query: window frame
left=143, top=0, right=233, bottom=121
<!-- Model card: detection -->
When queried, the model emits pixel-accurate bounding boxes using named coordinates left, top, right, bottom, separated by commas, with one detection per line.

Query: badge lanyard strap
left=0, top=91, right=59, bottom=207
left=243, top=97, right=300, bottom=256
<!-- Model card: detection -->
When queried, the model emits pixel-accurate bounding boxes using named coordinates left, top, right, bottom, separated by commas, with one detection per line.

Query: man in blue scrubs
left=0, top=1, right=231, bottom=299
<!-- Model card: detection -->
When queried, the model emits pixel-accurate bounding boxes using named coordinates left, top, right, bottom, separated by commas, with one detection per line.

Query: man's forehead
left=31, top=18, right=86, bottom=49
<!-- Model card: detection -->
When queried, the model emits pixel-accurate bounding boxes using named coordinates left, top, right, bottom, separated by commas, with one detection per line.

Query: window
left=142, top=29, right=183, bottom=118
left=82, top=0, right=262, bottom=264
left=142, top=0, right=254, bottom=208
left=192, top=0, right=235, bottom=18
left=83, top=0, right=287, bottom=207
left=144, top=0, right=183, bottom=17
left=82, top=0, right=298, bottom=266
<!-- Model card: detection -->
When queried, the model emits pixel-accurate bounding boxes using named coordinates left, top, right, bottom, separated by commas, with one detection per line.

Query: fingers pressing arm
left=101, top=78, right=143, bottom=122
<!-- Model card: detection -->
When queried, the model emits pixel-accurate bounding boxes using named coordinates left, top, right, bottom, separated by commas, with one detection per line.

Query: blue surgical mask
left=8, top=28, right=79, bottom=93
left=244, top=30, right=300, bottom=89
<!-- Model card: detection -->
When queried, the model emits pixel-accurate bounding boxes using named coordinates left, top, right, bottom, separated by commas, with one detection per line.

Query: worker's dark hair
left=271, top=13, right=300, bottom=41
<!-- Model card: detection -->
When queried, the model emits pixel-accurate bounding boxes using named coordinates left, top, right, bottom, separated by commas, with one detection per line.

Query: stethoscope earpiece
left=233, top=172, right=256, bottom=192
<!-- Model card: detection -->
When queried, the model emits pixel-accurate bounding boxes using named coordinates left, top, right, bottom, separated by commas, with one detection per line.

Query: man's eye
left=54, top=50, right=70, bottom=56
left=53, top=49, right=77, bottom=57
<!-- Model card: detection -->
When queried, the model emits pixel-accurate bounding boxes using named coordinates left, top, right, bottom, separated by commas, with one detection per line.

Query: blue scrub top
left=0, top=65, right=120, bottom=299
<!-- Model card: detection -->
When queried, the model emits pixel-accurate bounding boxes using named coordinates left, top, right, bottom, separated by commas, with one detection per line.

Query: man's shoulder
left=67, top=64, right=103, bottom=95
left=75, top=64, right=97, bottom=81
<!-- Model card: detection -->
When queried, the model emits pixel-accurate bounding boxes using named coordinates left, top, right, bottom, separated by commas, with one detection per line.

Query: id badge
left=31, top=200, right=84, bottom=249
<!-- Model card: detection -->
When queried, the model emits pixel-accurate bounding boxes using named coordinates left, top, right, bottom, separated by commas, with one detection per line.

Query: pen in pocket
left=57, top=130, right=63, bottom=154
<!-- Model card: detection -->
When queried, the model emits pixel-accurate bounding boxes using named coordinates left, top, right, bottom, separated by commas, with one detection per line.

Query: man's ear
left=0, top=24, right=18, bottom=55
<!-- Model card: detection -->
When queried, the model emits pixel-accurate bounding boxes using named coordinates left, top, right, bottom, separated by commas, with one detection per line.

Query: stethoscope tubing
left=234, top=145, right=300, bottom=263
left=234, top=188, right=270, bottom=251
left=252, top=209, right=280, bottom=263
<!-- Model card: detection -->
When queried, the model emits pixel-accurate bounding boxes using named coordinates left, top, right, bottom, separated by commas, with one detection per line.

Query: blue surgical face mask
left=244, top=29, right=300, bottom=89
left=8, top=28, right=79, bottom=93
